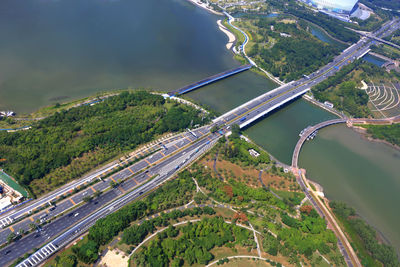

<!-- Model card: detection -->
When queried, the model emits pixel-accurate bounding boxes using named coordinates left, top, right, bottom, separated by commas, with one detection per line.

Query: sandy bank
left=217, top=19, right=236, bottom=50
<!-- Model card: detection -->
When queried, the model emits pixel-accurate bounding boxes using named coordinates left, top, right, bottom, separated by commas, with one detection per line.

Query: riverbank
left=216, top=19, right=236, bottom=50
left=350, top=124, right=400, bottom=151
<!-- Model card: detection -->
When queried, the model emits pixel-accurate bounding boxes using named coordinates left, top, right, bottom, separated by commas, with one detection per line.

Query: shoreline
left=216, top=19, right=236, bottom=50
left=350, top=124, right=400, bottom=151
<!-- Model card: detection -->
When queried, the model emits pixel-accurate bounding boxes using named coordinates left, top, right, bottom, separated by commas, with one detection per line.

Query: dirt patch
left=260, top=171, right=298, bottom=191
left=99, top=249, right=128, bottom=267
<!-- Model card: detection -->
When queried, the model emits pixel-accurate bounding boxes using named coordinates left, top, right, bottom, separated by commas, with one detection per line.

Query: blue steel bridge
left=167, top=64, right=252, bottom=96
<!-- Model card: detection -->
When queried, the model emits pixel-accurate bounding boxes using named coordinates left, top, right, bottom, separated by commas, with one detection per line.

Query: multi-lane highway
left=2, top=17, right=399, bottom=267
left=10, top=127, right=219, bottom=267
left=0, top=127, right=211, bottom=252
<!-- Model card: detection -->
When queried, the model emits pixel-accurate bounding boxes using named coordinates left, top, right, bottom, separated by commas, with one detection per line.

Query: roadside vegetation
left=0, top=91, right=210, bottom=197
left=330, top=201, right=399, bottom=267
left=371, top=43, right=400, bottom=61
left=360, top=124, right=400, bottom=146
left=311, top=59, right=396, bottom=118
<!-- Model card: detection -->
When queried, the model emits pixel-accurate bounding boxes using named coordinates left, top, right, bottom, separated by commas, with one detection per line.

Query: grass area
left=0, top=119, right=31, bottom=130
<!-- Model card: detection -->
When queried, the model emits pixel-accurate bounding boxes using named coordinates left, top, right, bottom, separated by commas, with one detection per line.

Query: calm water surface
left=299, top=125, right=400, bottom=254
left=362, top=54, right=386, bottom=67
left=0, top=0, right=241, bottom=113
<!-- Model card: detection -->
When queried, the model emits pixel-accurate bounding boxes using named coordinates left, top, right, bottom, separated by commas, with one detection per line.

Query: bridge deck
left=291, top=119, right=346, bottom=168
left=168, top=64, right=252, bottom=96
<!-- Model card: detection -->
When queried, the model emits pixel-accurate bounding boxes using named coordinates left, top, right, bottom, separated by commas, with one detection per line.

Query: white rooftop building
left=310, top=0, right=358, bottom=14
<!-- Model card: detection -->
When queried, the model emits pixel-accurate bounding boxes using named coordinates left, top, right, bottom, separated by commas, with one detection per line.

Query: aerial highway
left=1, top=17, right=399, bottom=267
left=10, top=127, right=219, bottom=267
left=0, top=126, right=210, bottom=246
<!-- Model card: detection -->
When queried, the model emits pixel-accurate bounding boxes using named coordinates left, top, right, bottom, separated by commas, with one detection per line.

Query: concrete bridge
left=291, top=119, right=346, bottom=168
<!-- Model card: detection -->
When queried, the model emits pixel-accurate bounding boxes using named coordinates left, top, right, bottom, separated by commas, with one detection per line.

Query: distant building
left=305, top=0, right=358, bottom=14
left=248, top=149, right=260, bottom=158
left=0, top=196, right=12, bottom=212
left=299, top=0, right=367, bottom=22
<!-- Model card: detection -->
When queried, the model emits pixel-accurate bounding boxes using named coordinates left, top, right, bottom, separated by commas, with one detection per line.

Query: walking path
left=249, top=222, right=262, bottom=257
left=206, top=255, right=286, bottom=267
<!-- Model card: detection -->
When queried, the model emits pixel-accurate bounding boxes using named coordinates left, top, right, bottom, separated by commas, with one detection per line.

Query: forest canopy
left=0, top=91, right=209, bottom=196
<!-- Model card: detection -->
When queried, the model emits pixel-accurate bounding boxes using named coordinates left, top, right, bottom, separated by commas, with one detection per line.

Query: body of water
left=0, top=0, right=238, bottom=114
left=299, top=125, right=400, bottom=255
left=362, top=54, right=386, bottom=67
left=309, top=24, right=346, bottom=49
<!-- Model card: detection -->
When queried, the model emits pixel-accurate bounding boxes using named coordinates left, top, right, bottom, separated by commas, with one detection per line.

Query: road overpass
left=349, top=19, right=400, bottom=50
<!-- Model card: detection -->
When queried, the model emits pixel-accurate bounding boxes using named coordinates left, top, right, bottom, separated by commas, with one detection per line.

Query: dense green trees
left=362, top=124, right=400, bottom=146
left=252, top=18, right=339, bottom=81
left=133, top=217, right=252, bottom=266
left=55, top=255, right=77, bottom=267
left=71, top=240, right=98, bottom=264
left=312, top=60, right=372, bottom=117
left=0, top=91, right=209, bottom=196
left=287, top=7, right=359, bottom=43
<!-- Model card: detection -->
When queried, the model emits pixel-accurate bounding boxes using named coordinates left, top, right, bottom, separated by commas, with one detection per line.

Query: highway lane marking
left=91, top=186, right=96, bottom=192
left=9, top=226, right=14, bottom=232
left=69, top=198, right=76, bottom=205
